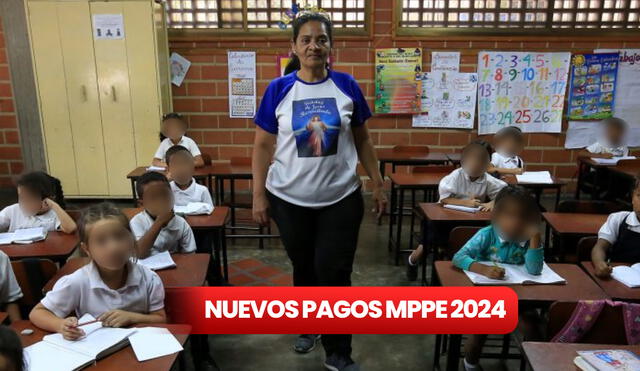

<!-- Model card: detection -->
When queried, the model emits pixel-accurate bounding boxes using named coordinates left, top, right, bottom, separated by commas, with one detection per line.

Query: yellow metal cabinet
left=25, top=0, right=172, bottom=197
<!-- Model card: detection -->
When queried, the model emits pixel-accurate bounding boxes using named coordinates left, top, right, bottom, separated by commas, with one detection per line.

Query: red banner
left=164, top=286, right=518, bottom=334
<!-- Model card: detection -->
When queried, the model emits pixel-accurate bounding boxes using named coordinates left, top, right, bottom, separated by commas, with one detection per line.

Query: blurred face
left=292, top=21, right=330, bottom=71
left=167, top=151, right=195, bottom=185
left=17, top=186, right=46, bottom=216
left=632, top=185, right=640, bottom=217
left=162, top=118, right=186, bottom=142
left=82, top=218, right=134, bottom=271
left=499, top=137, right=524, bottom=157
left=493, top=200, right=530, bottom=241
left=461, top=149, right=489, bottom=178
left=140, top=181, right=173, bottom=217
left=605, top=123, right=625, bottom=146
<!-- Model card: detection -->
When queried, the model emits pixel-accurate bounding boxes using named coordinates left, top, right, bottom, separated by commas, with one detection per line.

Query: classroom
left=0, top=0, right=639, bottom=370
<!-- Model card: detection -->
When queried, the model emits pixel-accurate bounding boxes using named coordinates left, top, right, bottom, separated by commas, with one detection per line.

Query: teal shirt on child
left=452, top=225, right=544, bottom=275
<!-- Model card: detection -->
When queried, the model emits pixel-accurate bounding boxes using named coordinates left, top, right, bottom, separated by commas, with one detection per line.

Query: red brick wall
left=0, top=19, right=22, bottom=187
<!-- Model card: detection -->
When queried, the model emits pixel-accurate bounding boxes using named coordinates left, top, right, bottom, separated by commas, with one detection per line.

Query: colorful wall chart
left=567, top=53, right=619, bottom=120
left=374, top=48, right=422, bottom=114
left=477, top=51, right=571, bottom=135
left=412, top=72, right=478, bottom=129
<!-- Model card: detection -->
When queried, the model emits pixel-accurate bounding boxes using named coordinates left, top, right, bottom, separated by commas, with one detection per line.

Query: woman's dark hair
left=0, top=325, right=24, bottom=371
left=78, top=202, right=130, bottom=244
left=160, top=112, right=187, bottom=142
left=494, top=185, right=541, bottom=224
left=284, top=12, right=333, bottom=75
left=16, top=171, right=66, bottom=209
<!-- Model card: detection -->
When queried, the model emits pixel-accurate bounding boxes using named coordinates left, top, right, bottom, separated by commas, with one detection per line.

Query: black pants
left=267, top=188, right=364, bottom=357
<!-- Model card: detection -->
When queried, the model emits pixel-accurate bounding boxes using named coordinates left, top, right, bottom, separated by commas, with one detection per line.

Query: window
left=399, top=0, right=640, bottom=34
left=167, top=0, right=368, bottom=31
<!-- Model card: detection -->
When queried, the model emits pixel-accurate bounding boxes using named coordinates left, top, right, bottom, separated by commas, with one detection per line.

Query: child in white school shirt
left=130, top=171, right=196, bottom=258
left=578, top=117, right=629, bottom=159
left=30, top=203, right=166, bottom=340
left=0, top=171, right=76, bottom=234
left=489, top=126, right=525, bottom=176
left=152, top=113, right=205, bottom=168
left=166, top=145, right=213, bottom=208
left=0, top=251, right=23, bottom=322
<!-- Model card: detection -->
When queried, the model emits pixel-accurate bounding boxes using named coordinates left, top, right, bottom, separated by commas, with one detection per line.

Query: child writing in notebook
left=489, top=126, right=525, bottom=176
left=130, top=171, right=196, bottom=258
left=30, top=203, right=166, bottom=340
left=452, top=185, right=543, bottom=371
left=0, top=325, right=23, bottom=371
left=152, top=113, right=204, bottom=168
left=592, top=176, right=640, bottom=277
left=578, top=117, right=629, bottom=159
left=0, top=251, right=22, bottom=322
left=0, top=171, right=76, bottom=234
left=166, top=145, right=213, bottom=208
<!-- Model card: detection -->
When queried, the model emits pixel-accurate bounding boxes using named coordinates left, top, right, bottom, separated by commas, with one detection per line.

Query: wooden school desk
left=43, top=253, right=211, bottom=293
left=522, top=341, right=640, bottom=371
left=543, top=212, right=607, bottom=260
left=434, top=261, right=609, bottom=371
left=208, top=163, right=252, bottom=226
left=418, top=203, right=492, bottom=285
left=576, top=157, right=615, bottom=200
left=123, top=207, right=230, bottom=281
left=0, top=232, right=78, bottom=263
left=377, top=149, right=459, bottom=179
left=126, top=166, right=213, bottom=205
left=581, top=261, right=640, bottom=301
left=11, top=321, right=190, bottom=371
left=503, top=175, right=566, bottom=210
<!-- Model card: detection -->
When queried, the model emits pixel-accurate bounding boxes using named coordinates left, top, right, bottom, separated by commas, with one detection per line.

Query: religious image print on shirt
left=291, top=98, right=341, bottom=157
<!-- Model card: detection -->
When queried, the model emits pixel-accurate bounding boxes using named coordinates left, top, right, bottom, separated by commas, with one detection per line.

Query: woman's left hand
left=372, top=186, right=388, bottom=218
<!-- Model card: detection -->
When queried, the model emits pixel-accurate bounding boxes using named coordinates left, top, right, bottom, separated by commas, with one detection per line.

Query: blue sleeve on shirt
left=452, top=226, right=493, bottom=271
left=330, top=71, right=372, bottom=127
left=254, top=75, right=295, bottom=134
left=524, top=242, right=544, bottom=275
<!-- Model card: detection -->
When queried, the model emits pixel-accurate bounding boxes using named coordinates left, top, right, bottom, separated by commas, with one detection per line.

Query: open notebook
left=574, top=350, right=640, bottom=371
left=443, top=204, right=482, bottom=213
left=463, top=262, right=566, bottom=285
left=145, top=166, right=166, bottom=172
left=515, top=171, right=553, bottom=184
left=174, top=202, right=213, bottom=215
left=611, top=263, right=640, bottom=288
left=135, top=251, right=176, bottom=271
left=590, top=156, right=637, bottom=165
left=0, top=227, right=47, bottom=245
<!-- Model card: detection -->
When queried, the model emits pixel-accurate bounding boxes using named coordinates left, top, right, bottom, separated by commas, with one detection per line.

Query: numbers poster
left=412, top=72, right=478, bottom=129
left=375, top=48, right=422, bottom=114
left=567, top=53, right=619, bottom=120
left=477, top=52, right=571, bottom=135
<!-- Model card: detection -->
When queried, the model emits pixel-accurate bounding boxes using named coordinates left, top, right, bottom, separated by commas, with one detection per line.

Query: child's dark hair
left=462, top=141, right=491, bottom=163
left=165, top=145, right=192, bottom=164
left=78, top=202, right=130, bottom=244
left=494, top=185, right=541, bottom=223
left=16, top=171, right=66, bottom=209
left=136, top=171, right=170, bottom=199
left=602, top=117, right=627, bottom=131
left=160, top=112, right=187, bottom=141
left=0, top=325, right=24, bottom=371
left=495, top=126, right=524, bottom=145
left=284, top=12, right=333, bottom=75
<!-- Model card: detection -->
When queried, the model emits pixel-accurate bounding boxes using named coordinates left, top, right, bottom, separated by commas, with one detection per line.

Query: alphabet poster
left=567, top=53, right=619, bottom=120
left=477, top=51, right=571, bottom=135
left=374, top=48, right=423, bottom=114
left=412, top=72, right=478, bottom=129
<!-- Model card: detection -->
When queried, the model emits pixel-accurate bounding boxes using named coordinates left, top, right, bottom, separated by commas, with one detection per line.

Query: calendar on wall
left=228, top=51, right=256, bottom=118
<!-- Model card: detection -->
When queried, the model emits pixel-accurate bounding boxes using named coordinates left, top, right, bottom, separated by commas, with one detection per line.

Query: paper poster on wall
left=431, top=51, right=460, bottom=72
left=374, top=48, right=423, bottom=114
left=477, top=51, right=571, bottom=135
left=412, top=72, right=477, bottom=129
left=228, top=51, right=256, bottom=118
left=93, top=14, right=124, bottom=40
left=170, top=52, right=191, bottom=87
left=565, top=121, right=600, bottom=148
left=595, top=49, right=640, bottom=146
left=567, top=53, right=619, bottom=120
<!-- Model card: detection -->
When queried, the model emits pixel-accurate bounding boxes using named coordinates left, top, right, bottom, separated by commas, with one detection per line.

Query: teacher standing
left=251, top=12, right=386, bottom=371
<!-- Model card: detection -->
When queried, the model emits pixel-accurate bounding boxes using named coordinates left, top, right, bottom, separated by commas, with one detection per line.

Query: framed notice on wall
left=374, top=48, right=423, bottom=114
left=477, top=51, right=571, bottom=135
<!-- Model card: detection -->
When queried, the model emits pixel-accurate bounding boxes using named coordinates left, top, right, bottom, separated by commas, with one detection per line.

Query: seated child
left=406, top=142, right=507, bottom=279
left=489, top=126, right=525, bottom=176
left=0, top=325, right=23, bottom=371
left=579, top=117, right=629, bottom=159
left=130, top=172, right=196, bottom=258
left=591, top=176, right=640, bottom=277
left=452, top=185, right=543, bottom=370
left=166, top=145, right=214, bottom=208
left=0, top=251, right=22, bottom=322
left=0, top=171, right=76, bottom=234
left=152, top=113, right=205, bottom=168
left=30, top=203, right=166, bottom=340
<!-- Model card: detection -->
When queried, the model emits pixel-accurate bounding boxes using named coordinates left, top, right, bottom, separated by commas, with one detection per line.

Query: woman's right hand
left=253, top=193, right=270, bottom=225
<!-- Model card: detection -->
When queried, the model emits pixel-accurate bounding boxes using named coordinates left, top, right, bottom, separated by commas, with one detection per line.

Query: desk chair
left=547, top=301, right=627, bottom=344
left=576, top=236, right=598, bottom=262
left=11, top=259, right=58, bottom=317
left=391, top=145, right=430, bottom=173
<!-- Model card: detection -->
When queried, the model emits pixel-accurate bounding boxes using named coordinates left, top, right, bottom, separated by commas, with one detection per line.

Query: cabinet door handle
left=81, top=85, right=87, bottom=102
left=111, top=86, right=117, bottom=102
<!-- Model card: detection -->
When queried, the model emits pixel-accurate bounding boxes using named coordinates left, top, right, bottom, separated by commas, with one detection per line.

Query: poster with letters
left=374, top=48, right=423, bottom=114
left=228, top=51, right=256, bottom=118
left=567, top=53, right=619, bottom=120
left=412, top=71, right=477, bottom=129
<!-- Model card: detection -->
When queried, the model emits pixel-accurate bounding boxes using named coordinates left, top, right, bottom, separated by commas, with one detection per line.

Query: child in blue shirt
left=452, top=185, right=543, bottom=370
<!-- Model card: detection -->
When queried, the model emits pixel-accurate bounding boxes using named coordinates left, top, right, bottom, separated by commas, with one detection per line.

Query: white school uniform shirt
left=438, top=168, right=507, bottom=202
left=491, top=151, right=524, bottom=169
left=585, top=141, right=629, bottom=157
left=0, top=203, right=61, bottom=232
left=0, top=251, right=22, bottom=304
left=129, top=211, right=196, bottom=255
left=598, top=211, right=640, bottom=244
left=40, top=261, right=164, bottom=319
left=154, top=136, right=202, bottom=161
left=254, top=70, right=372, bottom=208
left=170, top=179, right=214, bottom=207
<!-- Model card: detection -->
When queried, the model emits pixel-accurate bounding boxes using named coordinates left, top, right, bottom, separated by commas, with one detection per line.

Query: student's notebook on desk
left=136, top=251, right=176, bottom=271
left=574, top=349, right=640, bottom=371
left=591, top=156, right=637, bottom=165
left=174, top=202, right=213, bottom=215
left=611, top=263, right=640, bottom=288
left=463, top=262, right=566, bottom=285
left=0, top=227, right=47, bottom=245
left=146, top=166, right=166, bottom=172
left=443, top=204, right=482, bottom=213
left=516, top=171, right=553, bottom=184
left=24, top=314, right=136, bottom=371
